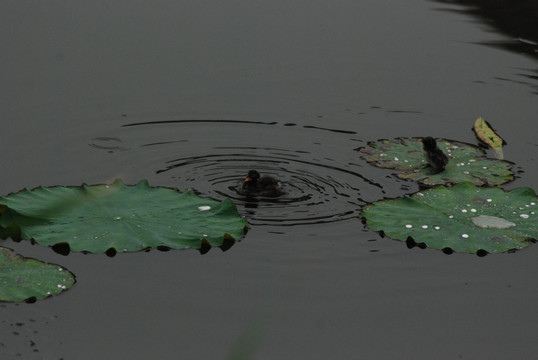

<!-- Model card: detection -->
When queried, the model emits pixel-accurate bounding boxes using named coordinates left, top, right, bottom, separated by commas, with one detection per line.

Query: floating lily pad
left=358, top=137, right=514, bottom=186
left=360, top=182, right=537, bottom=254
left=0, top=180, right=248, bottom=255
left=0, top=204, right=20, bottom=240
left=0, top=247, right=75, bottom=302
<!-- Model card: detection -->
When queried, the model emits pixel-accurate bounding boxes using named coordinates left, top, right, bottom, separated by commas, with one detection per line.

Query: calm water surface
left=1, top=1, right=537, bottom=359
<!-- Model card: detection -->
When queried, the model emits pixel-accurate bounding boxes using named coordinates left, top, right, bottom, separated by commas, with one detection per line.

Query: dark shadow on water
left=434, top=0, right=538, bottom=54
left=433, top=0, right=538, bottom=93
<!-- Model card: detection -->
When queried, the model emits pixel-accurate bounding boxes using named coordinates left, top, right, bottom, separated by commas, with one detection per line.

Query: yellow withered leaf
left=473, top=117, right=505, bottom=159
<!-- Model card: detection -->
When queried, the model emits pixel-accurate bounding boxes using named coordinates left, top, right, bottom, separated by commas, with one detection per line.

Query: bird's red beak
left=245, top=177, right=253, bottom=182
left=418, top=138, right=424, bottom=142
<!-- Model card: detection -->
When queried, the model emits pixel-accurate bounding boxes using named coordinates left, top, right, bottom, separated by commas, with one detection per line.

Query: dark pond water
left=1, top=1, right=537, bottom=359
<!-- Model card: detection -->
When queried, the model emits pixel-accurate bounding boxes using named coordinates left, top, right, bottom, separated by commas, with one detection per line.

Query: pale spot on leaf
left=471, top=215, right=516, bottom=229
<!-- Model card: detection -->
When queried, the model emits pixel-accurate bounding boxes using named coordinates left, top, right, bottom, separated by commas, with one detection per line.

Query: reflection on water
left=434, top=0, right=538, bottom=94
left=435, top=0, right=538, bottom=57
left=120, top=119, right=384, bottom=226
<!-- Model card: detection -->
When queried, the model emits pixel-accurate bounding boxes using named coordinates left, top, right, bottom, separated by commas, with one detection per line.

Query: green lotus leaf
left=360, top=182, right=537, bottom=254
left=358, top=137, right=514, bottom=186
left=0, top=247, right=75, bottom=302
left=0, top=180, right=248, bottom=255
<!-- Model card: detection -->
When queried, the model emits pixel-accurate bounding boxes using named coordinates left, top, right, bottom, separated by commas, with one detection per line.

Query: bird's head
left=245, top=170, right=260, bottom=182
left=419, top=136, right=437, bottom=150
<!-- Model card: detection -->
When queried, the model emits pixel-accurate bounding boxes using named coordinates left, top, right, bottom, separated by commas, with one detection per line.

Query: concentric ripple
left=89, top=137, right=131, bottom=152
left=119, top=119, right=385, bottom=226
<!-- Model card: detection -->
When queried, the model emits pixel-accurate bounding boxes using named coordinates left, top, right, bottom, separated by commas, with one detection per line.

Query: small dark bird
left=419, top=137, right=449, bottom=173
left=241, top=170, right=283, bottom=197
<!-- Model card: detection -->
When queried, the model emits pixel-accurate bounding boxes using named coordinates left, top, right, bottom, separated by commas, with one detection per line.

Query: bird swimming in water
left=241, top=170, right=283, bottom=197
left=419, top=137, right=449, bottom=173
